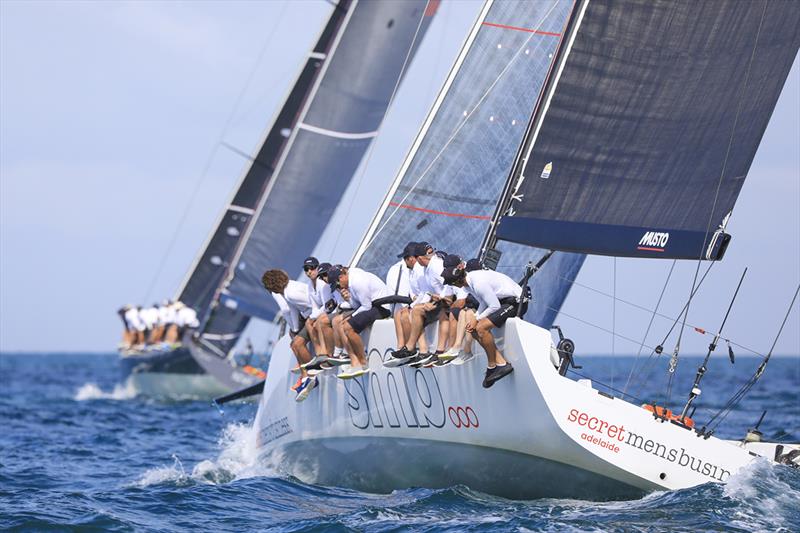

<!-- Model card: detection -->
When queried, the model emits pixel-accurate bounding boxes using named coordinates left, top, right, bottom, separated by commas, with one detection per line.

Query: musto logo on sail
left=638, top=231, right=669, bottom=252
left=566, top=408, right=730, bottom=482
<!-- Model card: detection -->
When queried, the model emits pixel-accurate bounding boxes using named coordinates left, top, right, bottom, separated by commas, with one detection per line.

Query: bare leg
left=405, top=306, right=428, bottom=351
left=448, top=313, right=457, bottom=348
left=342, top=320, right=367, bottom=367
left=306, top=318, right=324, bottom=355
left=436, top=310, right=449, bottom=352
left=290, top=337, right=311, bottom=378
left=317, top=313, right=334, bottom=355
left=472, top=318, right=507, bottom=367
left=393, top=308, right=406, bottom=349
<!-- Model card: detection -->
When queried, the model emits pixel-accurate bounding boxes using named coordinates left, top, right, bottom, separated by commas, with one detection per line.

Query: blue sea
left=1, top=352, right=798, bottom=532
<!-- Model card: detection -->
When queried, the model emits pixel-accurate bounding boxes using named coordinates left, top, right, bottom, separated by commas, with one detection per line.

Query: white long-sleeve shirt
left=425, top=254, right=446, bottom=297
left=385, top=259, right=413, bottom=313
left=308, top=277, right=331, bottom=319
left=465, top=270, right=522, bottom=320
left=272, top=280, right=312, bottom=332
left=347, top=267, right=390, bottom=316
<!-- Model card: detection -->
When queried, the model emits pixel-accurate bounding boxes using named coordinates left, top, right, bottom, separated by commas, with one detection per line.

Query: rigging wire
left=359, top=0, right=563, bottom=252
left=623, top=260, right=676, bottom=396
left=662, top=0, right=768, bottom=407
left=141, top=1, right=290, bottom=303
left=703, top=284, right=799, bottom=434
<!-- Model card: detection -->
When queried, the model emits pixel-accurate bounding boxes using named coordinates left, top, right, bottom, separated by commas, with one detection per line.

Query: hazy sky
left=1, top=0, right=798, bottom=361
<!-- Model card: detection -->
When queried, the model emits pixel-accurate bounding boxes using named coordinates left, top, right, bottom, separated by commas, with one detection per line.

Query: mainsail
left=493, top=0, right=800, bottom=262
left=352, top=0, right=585, bottom=327
left=176, top=0, right=437, bottom=355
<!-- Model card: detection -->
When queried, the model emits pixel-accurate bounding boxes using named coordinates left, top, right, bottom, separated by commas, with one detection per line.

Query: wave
left=134, top=423, right=274, bottom=488
left=74, top=380, right=138, bottom=401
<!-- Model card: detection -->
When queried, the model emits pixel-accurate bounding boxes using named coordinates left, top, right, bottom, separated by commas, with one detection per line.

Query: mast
left=479, top=0, right=588, bottom=266
left=176, top=0, right=352, bottom=316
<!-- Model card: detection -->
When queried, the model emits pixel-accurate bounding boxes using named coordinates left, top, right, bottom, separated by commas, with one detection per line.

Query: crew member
left=261, top=269, right=318, bottom=401
left=439, top=258, right=482, bottom=364
left=302, top=256, right=331, bottom=367
left=385, top=242, right=417, bottom=352
left=329, top=265, right=391, bottom=379
left=389, top=242, right=450, bottom=367
left=442, top=266, right=525, bottom=388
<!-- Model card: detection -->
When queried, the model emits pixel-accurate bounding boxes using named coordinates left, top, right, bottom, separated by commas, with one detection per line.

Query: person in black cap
left=301, top=256, right=330, bottom=368
left=384, top=242, right=418, bottom=352
left=328, top=265, right=391, bottom=379
left=439, top=257, right=482, bottom=364
left=309, top=262, right=347, bottom=367
left=441, top=265, right=524, bottom=388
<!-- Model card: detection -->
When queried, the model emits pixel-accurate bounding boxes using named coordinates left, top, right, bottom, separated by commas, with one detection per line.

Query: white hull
left=253, top=318, right=796, bottom=500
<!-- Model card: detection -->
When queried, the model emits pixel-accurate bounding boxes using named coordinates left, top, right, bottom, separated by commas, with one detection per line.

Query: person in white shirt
left=388, top=242, right=451, bottom=366
left=139, top=305, right=160, bottom=344
left=310, top=263, right=349, bottom=365
left=329, top=265, right=391, bottom=378
left=262, top=269, right=318, bottom=401
left=442, top=266, right=525, bottom=388
left=439, top=258, right=482, bottom=364
left=385, top=242, right=417, bottom=351
left=302, top=256, right=333, bottom=363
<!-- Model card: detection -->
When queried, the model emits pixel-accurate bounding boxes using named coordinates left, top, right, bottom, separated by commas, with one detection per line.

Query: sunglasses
left=303, top=265, right=317, bottom=272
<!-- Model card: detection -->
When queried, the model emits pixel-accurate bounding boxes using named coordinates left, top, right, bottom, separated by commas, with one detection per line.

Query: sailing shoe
left=337, top=365, right=366, bottom=380
left=290, top=365, right=302, bottom=374
left=482, top=363, right=514, bottom=389
left=350, top=366, right=370, bottom=378
left=290, top=377, right=303, bottom=391
left=423, top=353, right=442, bottom=368
left=452, top=351, right=475, bottom=366
left=307, top=367, right=325, bottom=377
left=295, top=377, right=318, bottom=402
left=326, top=355, right=350, bottom=366
left=384, top=347, right=418, bottom=368
left=410, top=352, right=435, bottom=368
left=437, top=347, right=460, bottom=362
left=302, top=355, right=329, bottom=369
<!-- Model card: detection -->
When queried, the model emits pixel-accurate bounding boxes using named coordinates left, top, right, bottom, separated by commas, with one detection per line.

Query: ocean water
left=1, top=352, right=798, bottom=532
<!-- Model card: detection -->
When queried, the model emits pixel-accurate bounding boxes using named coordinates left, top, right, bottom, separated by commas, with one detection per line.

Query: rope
left=623, top=260, right=675, bottom=396
left=142, top=1, right=290, bottom=303
left=705, top=284, right=799, bottom=433
left=360, top=0, right=563, bottom=252
left=663, top=0, right=768, bottom=407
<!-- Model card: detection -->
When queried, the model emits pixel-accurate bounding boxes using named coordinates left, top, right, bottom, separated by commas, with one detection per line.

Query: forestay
left=217, top=0, right=437, bottom=326
left=353, top=0, right=584, bottom=328
left=495, top=0, right=800, bottom=261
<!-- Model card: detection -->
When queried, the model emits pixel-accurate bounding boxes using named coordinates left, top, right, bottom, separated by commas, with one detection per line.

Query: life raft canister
left=642, top=404, right=695, bottom=428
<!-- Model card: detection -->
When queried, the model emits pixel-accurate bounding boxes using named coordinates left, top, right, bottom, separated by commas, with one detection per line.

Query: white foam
left=723, top=459, right=799, bottom=532
left=135, top=455, right=189, bottom=487
left=74, top=380, right=138, bottom=401
left=133, top=423, right=274, bottom=488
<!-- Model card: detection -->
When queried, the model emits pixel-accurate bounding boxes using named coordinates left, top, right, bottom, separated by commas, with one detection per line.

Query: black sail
left=495, top=0, right=800, bottom=261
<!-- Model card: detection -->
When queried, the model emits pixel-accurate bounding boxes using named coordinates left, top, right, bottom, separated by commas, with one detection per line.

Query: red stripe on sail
left=389, top=202, right=490, bottom=220
left=637, top=246, right=665, bottom=252
left=481, top=21, right=561, bottom=37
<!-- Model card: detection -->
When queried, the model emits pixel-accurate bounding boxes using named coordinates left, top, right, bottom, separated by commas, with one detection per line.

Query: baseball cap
left=398, top=241, right=418, bottom=258
left=442, top=267, right=465, bottom=286
left=465, top=258, right=483, bottom=272
left=327, top=265, right=344, bottom=288
left=303, top=256, right=319, bottom=269
left=318, top=262, right=332, bottom=276
left=413, top=242, right=429, bottom=257
left=443, top=254, right=463, bottom=269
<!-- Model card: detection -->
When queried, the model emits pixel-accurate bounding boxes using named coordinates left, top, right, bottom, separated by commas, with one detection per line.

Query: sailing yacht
left=118, top=0, right=438, bottom=398
left=251, top=0, right=800, bottom=499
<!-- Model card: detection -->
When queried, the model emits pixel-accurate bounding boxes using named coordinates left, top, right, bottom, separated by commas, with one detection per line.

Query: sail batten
left=493, top=0, right=800, bottom=262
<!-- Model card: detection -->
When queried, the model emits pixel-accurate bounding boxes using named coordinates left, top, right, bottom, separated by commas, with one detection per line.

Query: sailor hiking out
left=384, top=242, right=422, bottom=356
left=328, top=266, right=392, bottom=379
left=442, top=265, right=526, bottom=388
left=261, top=269, right=319, bottom=401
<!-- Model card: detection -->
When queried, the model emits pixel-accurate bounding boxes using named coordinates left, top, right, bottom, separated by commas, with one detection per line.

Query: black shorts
left=486, top=297, right=526, bottom=328
left=347, top=305, right=391, bottom=334
left=451, top=294, right=479, bottom=319
left=294, top=316, right=311, bottom=342
left=422, top=300, right=446, bottom=327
